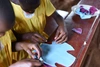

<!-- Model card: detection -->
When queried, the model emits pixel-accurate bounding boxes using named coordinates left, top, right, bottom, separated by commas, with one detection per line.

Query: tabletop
left=43, top=0, right=100, bottom=67
left=66, top=0, right=100, bottom=67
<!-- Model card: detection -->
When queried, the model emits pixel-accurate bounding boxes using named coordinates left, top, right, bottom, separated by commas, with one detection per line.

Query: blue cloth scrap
left=75, top=8, right=92, bottom=19
left=40, top=41, right=76, bottom=67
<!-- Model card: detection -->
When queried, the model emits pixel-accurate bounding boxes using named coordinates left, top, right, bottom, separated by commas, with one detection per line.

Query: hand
left=52, top=12, right=68, bottom=43
left=23, top=32, right=47, bottom=44
left=15, top=42, right=42, bottom=59
left=54, top=25, right=68, bottom=43
left=9, top=59, right=42, bottom=67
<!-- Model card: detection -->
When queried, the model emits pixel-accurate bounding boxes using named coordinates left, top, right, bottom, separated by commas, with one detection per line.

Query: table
left=65, top=0, right=100, bottom=67
left=44, top=0, right=100, bottom=67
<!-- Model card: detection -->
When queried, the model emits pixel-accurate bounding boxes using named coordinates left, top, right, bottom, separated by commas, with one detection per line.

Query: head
left=19, top=0, right=40, bottom=13
left=0, top=0, right=15, bottom=37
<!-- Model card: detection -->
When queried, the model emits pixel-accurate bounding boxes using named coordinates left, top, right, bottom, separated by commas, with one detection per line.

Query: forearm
left=9, top=61, right=21, bottom=67
left=9, top=63, right=17, bottom=67
left=52, top=11, right=65, bottom=26
left=12, top=30, right=30, bottom=41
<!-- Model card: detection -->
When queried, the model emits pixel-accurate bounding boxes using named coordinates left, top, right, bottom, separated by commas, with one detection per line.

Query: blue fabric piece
left=75, top=8, right=92, bottom=19
left=40, top=41, right=76, bottom=67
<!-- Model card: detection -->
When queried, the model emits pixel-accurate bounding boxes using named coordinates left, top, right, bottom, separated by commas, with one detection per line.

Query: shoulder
left=10, top=0, right=20, bottom=5
left=11, top=2, right=22, bottom=12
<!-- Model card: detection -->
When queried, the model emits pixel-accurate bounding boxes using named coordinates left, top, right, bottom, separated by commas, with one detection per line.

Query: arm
left=52, top=12, right=65, bottom=27
left=11, top=30, right=42, bottom=59
left=51, top=11, right=68, bottom=43
left=11, top=30, right=46, bottom=52
left=9, top=59, right=42, bottom=67
left=12, top=30, right=47, bottom=43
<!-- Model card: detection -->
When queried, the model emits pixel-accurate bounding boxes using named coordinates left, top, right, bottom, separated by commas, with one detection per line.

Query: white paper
left=40, top=41, right=76, bottom=67
left=57, top=10, right=68, bottom=19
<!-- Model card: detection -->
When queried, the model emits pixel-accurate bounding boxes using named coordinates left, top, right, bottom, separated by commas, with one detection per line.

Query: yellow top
left=0, top=30, right=16, bottom=67
left=12, top=0, right=56, bottom=39
left=11, top=0, right=56, bottom=61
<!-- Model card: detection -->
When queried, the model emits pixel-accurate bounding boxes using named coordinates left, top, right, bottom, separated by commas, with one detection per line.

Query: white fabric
left=23, top=11, right=35, bottom=18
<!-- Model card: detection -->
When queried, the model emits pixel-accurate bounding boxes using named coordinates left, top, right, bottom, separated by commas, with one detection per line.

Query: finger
left=35, top=45, right=42, bottom=59
left=54, top=30, right=60, bottom=40
left=31, top=36, right=42, bottom=43
left=31, top=60, right=42, bottom=67
left=34, top=33, right=47, bottom=42
left=22, top=45, right=35, bottom=59
left=26, top=59, right=42, bottom=67
left=32, top=44, right=42, bottom=59
left=56, top=35, right=66, bottom=43
left=57, top=35, right=68, bottom=43
left=37, top=46, right=42, bottom=59
left=55, top=32, right=64, bottom=41
left=63, top=37, right=68, bottom=42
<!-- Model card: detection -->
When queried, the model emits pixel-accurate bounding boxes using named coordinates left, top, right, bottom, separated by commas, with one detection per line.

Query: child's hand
left=23, top=32, right=47, bottom=44
left=54, top=25, right=68, bottom=43
left=15, top=42, right=42, bottom=59
left=52, top=12, right=68, bottom=44
left=9, top=59, right=42, bottom=67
